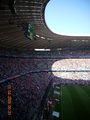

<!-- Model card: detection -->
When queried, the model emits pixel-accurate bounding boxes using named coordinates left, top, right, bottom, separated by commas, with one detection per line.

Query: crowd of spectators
left=1, top=49, right=90, bottom=58
left=0, top=57, right=51, bottom=81
left=11, top=72, right=51, bottom=120
left=0, top=50, right=90, bottom=119
left=0, top=84, right=8, bottom=120
left=54, top=77, right=90, bottom=86
left=0, top=55, right=52, bottom=119
left=0, top=72, right=52, bottom=120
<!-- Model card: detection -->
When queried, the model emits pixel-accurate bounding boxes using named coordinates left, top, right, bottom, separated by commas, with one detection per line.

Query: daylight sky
left=45, top=0, right=90, bottom=36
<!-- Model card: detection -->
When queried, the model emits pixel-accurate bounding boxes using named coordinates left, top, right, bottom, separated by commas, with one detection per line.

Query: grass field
left=54, top=85, right=90, bottom=120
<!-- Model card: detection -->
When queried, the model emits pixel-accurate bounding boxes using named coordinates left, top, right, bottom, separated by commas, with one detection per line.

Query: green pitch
left=54, top=85, right=90, bottom=120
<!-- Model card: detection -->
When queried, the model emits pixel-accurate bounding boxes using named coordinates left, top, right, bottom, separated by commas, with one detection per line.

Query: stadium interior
left=0, top=0, right=90, bottom=120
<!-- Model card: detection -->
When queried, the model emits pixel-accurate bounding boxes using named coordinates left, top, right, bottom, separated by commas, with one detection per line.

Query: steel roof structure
left=0, top=0, right=90, bottom=51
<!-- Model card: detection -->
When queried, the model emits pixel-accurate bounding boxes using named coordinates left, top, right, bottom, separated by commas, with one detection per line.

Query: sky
left=45, top=0, right=90, bottom=36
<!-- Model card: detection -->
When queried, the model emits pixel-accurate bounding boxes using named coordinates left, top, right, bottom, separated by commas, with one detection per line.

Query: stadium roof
left=0, top=0, right=90, bottom=51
